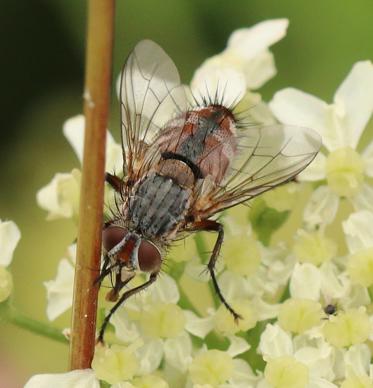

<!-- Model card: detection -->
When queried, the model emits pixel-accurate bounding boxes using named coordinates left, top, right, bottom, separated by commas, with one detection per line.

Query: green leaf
left=249, top=198, right=290, bottom=246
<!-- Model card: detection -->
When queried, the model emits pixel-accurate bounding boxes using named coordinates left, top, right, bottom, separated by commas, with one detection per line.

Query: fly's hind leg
left=97, top=272, right=158, bottom=343
left=191, top=219, right=242, bottom=321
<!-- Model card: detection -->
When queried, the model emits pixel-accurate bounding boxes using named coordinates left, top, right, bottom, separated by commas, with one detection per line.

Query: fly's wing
left=196, top=124, right=321, bottom=217
left=120, top=40, right=187, bottom=180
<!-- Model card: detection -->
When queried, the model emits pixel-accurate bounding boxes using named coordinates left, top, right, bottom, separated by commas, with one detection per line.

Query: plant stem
left=69, top=0, right=115, bottom=370
left=0, top=303, right=68, bottom=344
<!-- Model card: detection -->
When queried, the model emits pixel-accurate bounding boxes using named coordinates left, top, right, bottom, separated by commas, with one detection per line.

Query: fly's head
left=102, top=225, right=162, bottom=275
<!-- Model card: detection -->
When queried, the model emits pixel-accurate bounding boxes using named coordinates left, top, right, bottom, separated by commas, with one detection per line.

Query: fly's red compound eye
left=138, top=240, right=161, bottom=273
left=102, top=226, right=127, bottom=252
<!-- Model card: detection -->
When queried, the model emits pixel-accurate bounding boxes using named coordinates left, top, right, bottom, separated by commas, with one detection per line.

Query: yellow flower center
left=189, top=350, right=234, bottom=386
left=326, top=147, right=364, bottom=197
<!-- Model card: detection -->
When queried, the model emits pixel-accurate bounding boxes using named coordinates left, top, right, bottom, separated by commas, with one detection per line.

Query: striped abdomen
left=128, top=172, right=190, bottom=239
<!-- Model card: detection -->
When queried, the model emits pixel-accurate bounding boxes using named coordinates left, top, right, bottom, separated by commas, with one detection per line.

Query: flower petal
left=290, top=263, right=321, bottom=301
left=269, top=88, right=330, bottom=146
left=230, top=359, right=259, bottom=387
left=218, top=271, right=250, bottom=300
left=191, top=61, right=246, bottom=107
left=303, top=186, right=339, bottom=228
left=0, top=220, right=20, bottom=266
left=184, top=310, right=214, bottom=338
left=251, top=296, right=280, bottom=321
left=258, top=323, right=293, bottom=360
left=63, top=115, right=85, bottom=163
left=136, top=339, right=163, bottom=375
left=334, top=61, right=373, bottom=149
left=164, top=333, right=193, bottom=372
left=294, top=342, right=334, bottom=380
left=63, top=114, right=123, bottom=172
left=44, top=258, right=74, bottom=321
left=344, top=344, right=371, bottom=377
left=298, top=152, right=327, bottom=182
left=111, top=310, right=140, bottom=344
left=106, top=140, right=123, bottom=174
left=24, top=369, right=99, bottom=388
left=342, top=210, right=373, bottom=253
left=352, top=183, right=373, bottom=212
left=149, top=273, right=180, bottom=304
left=307, top=378, right=338, bottom=388
left=36, top=170, right=81, bottom=220
left=320, top=262, right=350, bottom=301
left=226, top=335, right=250, bottom=357
left=362, top=141, right=373, bottom=178
left=227, top=19, right=288, bottom=60
left=243, top=50, right=276, bottom=89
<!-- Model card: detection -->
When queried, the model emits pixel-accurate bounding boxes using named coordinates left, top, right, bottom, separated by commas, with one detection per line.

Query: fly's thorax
left=192, top=105, right=237, bottom=183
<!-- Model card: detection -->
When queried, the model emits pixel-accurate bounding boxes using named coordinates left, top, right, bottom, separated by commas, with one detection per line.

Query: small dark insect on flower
left=97, top=40, right=321, bottom=342
left=324, top=303, right=338, bottom=316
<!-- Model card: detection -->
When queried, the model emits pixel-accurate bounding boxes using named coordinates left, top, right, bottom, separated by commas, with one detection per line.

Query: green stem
left=1, top=303, right=68, bottom=344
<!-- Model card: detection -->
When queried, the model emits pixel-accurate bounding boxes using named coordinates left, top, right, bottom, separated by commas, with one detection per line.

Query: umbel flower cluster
left=1, top=19, right=373, bottom=388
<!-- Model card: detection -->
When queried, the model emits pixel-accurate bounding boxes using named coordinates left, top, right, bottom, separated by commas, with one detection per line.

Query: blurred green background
left=1, top=0, right=373, bottom=385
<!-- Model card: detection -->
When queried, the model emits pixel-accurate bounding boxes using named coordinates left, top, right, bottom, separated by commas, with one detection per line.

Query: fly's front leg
left=94, top=253, right=111, bottom=286
left=97, top=272, right=159, bottom=344
left=105, top=172, right=123, bottom=192
left=105, top=268, right=135, bottom=302
left=191, top=220, right=242, bottom=321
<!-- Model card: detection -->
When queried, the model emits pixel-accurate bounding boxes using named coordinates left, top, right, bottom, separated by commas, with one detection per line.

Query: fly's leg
left=192, top=220, right=242, bottom=321
left=105, top=172, right=123, bottom=192
left=94, top=254, right=111, bottom=286
left=105, top=270, right=135, bottom=302
left=97, top=272, right=158, bottom=343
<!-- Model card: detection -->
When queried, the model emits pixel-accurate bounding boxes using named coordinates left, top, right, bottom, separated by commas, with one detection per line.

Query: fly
left=97, top=40, right=321, bottom=342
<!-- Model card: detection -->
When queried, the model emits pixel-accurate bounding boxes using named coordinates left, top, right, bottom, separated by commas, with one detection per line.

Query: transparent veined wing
left=120, top=40, right=188, bottom=178
left=196, top=124, right=321, bottom=216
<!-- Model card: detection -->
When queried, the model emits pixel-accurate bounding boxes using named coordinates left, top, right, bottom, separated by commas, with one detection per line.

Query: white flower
left=111, top=274, right=195, bottom=374
left=259, top=324, right=336, bottom=382
left=290, top=259, right=369, bottom=312
left=344, top=344, right=371, bottom=378
left=0, top=220, right=20, bottom=267
left=343, top=210, right=373, bottom=288
left=0, top=220, right=20, bottom=302
left=290, top=263, right=321, bottom=301
left=259, top=324, right=294, bottom=360
left=270, top=61, right=373, bottom=227
left=24, top=369, right=99, bottom=388
left=191, top=19, right=288, bottom=106
left=342, top=210, right=373, bottom=254
left=36, top=169, right=81, bottom=220
left=63, top=115, right=122, bottom=173
left=44, top=244, right=76, bottom=320
left=188, top=347, right=258, bottom=388
left=37, top=115, right=123, bottom=220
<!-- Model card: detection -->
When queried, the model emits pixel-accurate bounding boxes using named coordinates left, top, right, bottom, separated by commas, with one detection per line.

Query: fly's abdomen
left=128, top=173, right=190, bottom=238
left=156, top=105, right=237, bottom=184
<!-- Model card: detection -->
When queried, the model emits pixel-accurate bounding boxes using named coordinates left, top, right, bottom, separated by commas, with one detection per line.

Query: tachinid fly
left=97, top=40, right=321, bottom=342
